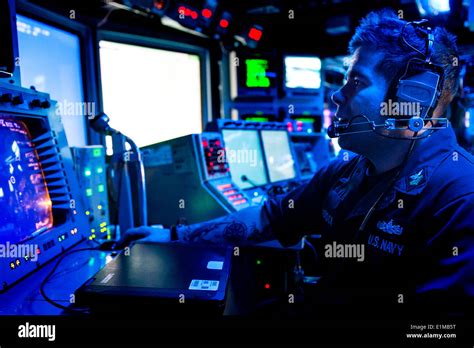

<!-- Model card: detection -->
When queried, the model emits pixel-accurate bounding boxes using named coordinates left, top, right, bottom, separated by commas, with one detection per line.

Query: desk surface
left=0, top=240, right=113, bottom=315
left=0, top=238, right=304, bottom=315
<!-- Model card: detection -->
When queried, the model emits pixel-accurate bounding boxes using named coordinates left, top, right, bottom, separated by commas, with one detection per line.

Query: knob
left=12, top=95, right=24, bottom=105
left=30, top=99, right=41, bottom=108
left=0, top=93, right=12, bottom=103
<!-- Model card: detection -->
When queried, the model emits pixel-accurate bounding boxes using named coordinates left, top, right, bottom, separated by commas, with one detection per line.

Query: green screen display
left=245, top=59, right=271, bottom=88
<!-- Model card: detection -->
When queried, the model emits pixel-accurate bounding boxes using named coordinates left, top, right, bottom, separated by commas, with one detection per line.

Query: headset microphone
left=327, top=114, right=449, bottom=139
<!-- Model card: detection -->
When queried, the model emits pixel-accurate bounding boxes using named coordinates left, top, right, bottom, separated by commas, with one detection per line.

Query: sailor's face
left=331, top=47, right=390, bottom=153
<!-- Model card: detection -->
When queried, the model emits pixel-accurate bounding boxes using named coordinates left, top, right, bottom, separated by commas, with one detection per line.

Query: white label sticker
left=207, top=261, right=224, bottom=270
left=189, top=279, right=219, bottom=291
left=100, top=273, right=115, bottom=284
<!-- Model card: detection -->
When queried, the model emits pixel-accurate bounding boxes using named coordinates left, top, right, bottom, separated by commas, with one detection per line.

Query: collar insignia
left=409, top=169, right=424, bottom=186
left=376, top=219, right=403, bottom=235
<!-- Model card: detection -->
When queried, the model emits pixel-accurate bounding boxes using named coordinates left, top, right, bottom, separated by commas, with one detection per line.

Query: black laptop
left=75, top=242, right=232, bottom=316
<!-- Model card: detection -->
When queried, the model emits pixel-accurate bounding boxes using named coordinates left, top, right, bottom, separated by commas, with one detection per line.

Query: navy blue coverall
left=265, top=126, right=474, bottom=312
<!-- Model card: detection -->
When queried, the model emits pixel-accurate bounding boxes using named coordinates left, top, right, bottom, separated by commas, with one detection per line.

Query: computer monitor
left=284, top=56, right=322, bottom=93
left=99, top=40, right=204, bottom=148
left=261, top=130, right=297, bottom=183
left=221, top=129, right=267, bottom=189
left=0, top=117, right=53, bottom=245
left=16, top=14, right=86, bottom=147
left=232, top=52, right=277, bottom=98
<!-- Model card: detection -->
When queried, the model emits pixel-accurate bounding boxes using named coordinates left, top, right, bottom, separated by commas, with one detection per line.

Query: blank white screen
left=99, top=40, right=203, bottom=147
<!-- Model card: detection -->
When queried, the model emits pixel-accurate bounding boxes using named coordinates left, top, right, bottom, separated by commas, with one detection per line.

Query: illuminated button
left=248, top=27, right=263, bottom=41
left=97, top=185, right=105, bottom=193
left=84, top=168, right=92, bottom=177
left=256, top=260, right=262, bottom=265
left=97, top=167, right=104, bottom=174
left=58, top=237, right=61, bottom=242
left=10, top=262, right=15, bottom=269
left=86, top=188, right=93, bottom=197
left=16, top=259, right=20, bottom=266
left=85, top=210, right=91, bottom=216
left=97, top=204, right=103, bottom=210
left=202, top=8, right=212, bottom=18
left=93, top=148, right=102, bottom=157
left=219, top=19, right=229, bottom=28
left=36, top=247, right=41, bottom=254
left=264, top=283, right=271, bottom=289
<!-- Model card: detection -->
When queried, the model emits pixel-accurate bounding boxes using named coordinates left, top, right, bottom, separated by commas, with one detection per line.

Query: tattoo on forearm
left=223, top=222, right=247, bottom=243
left=178, top=208, right=276, bottom=245
left=183, top=222, right=230, bottom=243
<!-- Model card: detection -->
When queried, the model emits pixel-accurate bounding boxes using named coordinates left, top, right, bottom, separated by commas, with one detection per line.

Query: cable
left=303, top=236, right=318, bottom=264
left=40, top=246, right=101, bottom=314
left=400, top=20, right=429, bottom=59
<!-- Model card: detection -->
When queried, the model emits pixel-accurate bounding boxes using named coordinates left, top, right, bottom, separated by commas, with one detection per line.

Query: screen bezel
left=96, top=30, right=212, bottom=139
left=15, top=2, right=96, bottom=146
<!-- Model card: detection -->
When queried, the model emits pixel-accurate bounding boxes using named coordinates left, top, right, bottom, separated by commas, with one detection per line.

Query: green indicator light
left=245, top=117, right=269, bottom=122
left=97, top=167, right=104, bottom=174
left=256, top=260, right=262, bottom=265
left=295, top=118, right=314, bottom=123
left=97, top=184, right=105, bottom=193
left=86, top=188, right=93, bottom=197
left=93, top=148, right=102, bottom=157
left=246, top=59, right=270, bottom=88
left=84, top=168, right=92, bottom=177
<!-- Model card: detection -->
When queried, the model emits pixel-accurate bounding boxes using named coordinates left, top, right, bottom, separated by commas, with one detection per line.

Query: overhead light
left=248, top=27, right=263, bottom=41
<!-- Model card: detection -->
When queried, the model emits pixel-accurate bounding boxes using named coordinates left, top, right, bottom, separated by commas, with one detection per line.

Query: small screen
left=261, top=130, right=297, bottom=182
left=245, top=59, right=272, bottom=88
left=16, top=15, right=86, bottom=147
left=285, top=56, right=322, bottom=90
left=222, top=130, right=267, bottom=189
left=0, top=118, right=53, bottom=245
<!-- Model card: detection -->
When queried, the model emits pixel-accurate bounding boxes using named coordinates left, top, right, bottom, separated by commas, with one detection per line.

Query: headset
left=327, top=20, right=451, bottom=235
left=328, top=19, right=447, bottom=140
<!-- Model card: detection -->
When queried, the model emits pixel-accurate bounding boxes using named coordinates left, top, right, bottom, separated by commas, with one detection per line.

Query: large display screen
left=16, top=14, right=86, bottom=147
left=222, top=129, right=267, bottom=189
left=0, top=118, right=53, bottom=245
left=284, top=56, right=322, bottom=90
left=99, top=40, right=203, bottom=147
left=261, top=130, right=297, bottom=183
